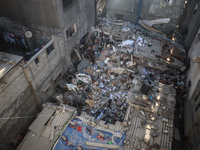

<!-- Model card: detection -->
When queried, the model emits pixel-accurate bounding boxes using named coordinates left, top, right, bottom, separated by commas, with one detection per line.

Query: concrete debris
left=19, top=16, right=188, bottom=150
left=77, top=58, right=90, bottom=72
left=66, top=84, right=79, bottom=91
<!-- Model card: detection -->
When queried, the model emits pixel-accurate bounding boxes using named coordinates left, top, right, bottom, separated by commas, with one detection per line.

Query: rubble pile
left=51, top=16, right=187, bottom=149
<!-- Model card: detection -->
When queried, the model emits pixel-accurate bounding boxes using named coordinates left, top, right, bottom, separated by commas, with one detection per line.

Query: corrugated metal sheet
left=28, top=107, right=55, bottom=134
left=18, top=106, right=74, bottom=150
left=42, top=112, right=70, bottom=138
left=51, top=112, right=69, bottom=127
left=0, top=52, right=23, bottom=79
left=17, top=131, right=52, bottom=150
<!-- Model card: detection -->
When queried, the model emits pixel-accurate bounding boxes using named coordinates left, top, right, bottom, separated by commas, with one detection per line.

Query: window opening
left=66, top=24, right=76, bottom=39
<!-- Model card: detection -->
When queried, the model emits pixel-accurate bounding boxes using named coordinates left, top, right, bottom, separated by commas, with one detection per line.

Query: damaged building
left=0, top=0, right=199, bottom=150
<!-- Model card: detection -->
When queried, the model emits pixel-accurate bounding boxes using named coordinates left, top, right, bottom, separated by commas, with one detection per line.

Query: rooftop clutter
left=52, top=16, right=187, bottom=149
left=18, top=16, right=188, bottom=150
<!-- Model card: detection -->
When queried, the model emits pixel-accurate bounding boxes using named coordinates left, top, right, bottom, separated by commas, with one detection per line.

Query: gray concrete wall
left=56, top=0, right=96, bottom=55
left=184, top=26, right=200, bottom=150
left=106, top=0, right=185, bottom=30
left=0, top=17, right=61, bottom=50
left=0, top=0, right=61, bottom=29
left=106, top=0, right=138, bottom=22
left=0, top=36, right=68, bottom=148
left=184, top=1, right=200, bottom=51
left=0, top=63, right=39, bottom=146
left=187, top=27, right=200, bottom=100
left=0, top=0, right=96, bottom=53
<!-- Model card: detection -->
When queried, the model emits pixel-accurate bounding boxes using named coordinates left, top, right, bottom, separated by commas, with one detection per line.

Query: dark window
left=63, top=0, right=74, bottom=10
left=66, top=24, right=76, bottom=39
left=115, top=14, right=123, bottom=20
left=46, top=44, right=54, bottom=55
left=35, top=57, right=39, bottom=65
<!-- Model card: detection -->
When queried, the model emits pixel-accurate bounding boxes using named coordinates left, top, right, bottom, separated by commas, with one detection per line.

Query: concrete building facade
left=106, top=0, right=185, bottom=36
left=0, top=0, right=96, bottom=148
left=184, top=26, right=200, bottom=150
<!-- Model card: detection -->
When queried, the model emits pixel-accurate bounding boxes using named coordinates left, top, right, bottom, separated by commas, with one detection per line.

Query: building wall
left=106, top=0, right=138, bottom=22
left=0, top=0, right=96, bottom=53
left=183, top=0, right=200, bottom=51
left=187, top=27, right=200, bottom=100
left=184, top=26, right=200, bottom=150
left=0, top=64, right=39, bottom=145
left=0, top=0, right=61, bottom=28
left=0, top=16, right=61, bottom=50
left=56, top=0, right=96, bottom=54
left=106, top=0, right=185, bottom=33
left=0, top=36, right=68, bottom=147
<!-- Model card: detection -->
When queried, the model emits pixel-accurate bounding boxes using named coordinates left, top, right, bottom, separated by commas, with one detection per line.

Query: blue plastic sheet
left=54, top=119, right=126, bottom=150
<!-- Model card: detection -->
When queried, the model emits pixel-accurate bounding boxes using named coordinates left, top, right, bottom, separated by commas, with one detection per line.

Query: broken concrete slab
left=77, top=58, right=90, bottom=72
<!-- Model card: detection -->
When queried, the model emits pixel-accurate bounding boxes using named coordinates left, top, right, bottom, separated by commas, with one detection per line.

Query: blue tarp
left=55, top=119, right=126, bottom=150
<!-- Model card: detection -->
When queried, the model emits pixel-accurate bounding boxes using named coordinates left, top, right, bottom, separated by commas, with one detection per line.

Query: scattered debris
left=18, top=16, right=188, bottom=150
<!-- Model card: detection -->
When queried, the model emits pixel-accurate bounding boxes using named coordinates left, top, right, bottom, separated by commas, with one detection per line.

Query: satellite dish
left=25, top=31, right=32, bottom=38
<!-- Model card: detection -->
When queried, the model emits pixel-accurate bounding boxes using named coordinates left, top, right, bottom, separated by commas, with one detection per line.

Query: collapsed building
left=0, top=0, right=200, bottom=150
left=16, top=16, right=186, bottom=150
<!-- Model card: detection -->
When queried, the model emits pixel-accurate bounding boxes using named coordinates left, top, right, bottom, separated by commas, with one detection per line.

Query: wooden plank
left=129, top=103, right=153, bottom=113
left=95, top=126, right=123, bottom=138
left=124, top=105, right=131, bottom=121
left=138, top=20, right=164, bottom=34
left=86, top=142, right=120, bottom=149
left=74, top=48, right=82, bottom=61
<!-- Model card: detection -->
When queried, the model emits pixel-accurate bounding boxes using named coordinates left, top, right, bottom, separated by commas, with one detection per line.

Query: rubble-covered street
left=18, top=16, right=188, bottom=150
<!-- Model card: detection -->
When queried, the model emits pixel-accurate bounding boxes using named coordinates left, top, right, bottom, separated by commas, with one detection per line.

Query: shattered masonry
left=18, top=16, right=187, bottom=150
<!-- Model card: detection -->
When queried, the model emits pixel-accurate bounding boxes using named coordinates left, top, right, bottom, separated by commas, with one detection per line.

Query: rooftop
left=0, top=52, right=23, bottom=79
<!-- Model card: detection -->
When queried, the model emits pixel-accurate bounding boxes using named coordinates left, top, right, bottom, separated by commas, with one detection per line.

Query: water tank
left=140, top=79, right=154, bottom=95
